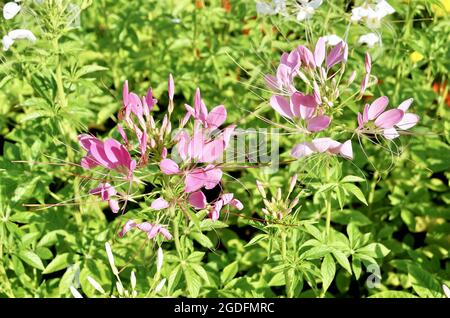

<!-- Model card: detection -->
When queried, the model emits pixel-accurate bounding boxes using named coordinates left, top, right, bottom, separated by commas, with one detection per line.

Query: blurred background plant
left=0, top=0, right=448, bottom=298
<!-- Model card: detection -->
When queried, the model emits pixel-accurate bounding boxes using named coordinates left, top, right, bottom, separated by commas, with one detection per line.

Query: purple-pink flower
left=292, top=138, right=353, bottom=160
left=118, top=220, right=172, bottom=240
left=357, top=96, right=419, bottom=139
left=89, top=183, right=120, bottom=213
left=78, top=134, right=136, bottom=179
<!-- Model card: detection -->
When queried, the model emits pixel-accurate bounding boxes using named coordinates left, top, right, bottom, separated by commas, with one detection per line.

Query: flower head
left=357, top=96, right=419, bottom=139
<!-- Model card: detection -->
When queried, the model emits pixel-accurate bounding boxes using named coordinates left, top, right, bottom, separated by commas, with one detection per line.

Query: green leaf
left=332, top=209, right=372, bottom=226
left=43, top=253, right=72, bottom=274
left=18, top=250, right=45, bottom=270
left=167, top=265, right=182, bottom=294
left=321, top=254, right=336, bottom=292
left=408, top=264, right=443, bottom=298
left=184, top=267, right=201, bottom=297
left=190, top=263, right=210, bottom=284
left=342, top=183, right=368, bottom=205
left=186, top=252, right=205, bottom=263
left=244, top=234, right=268, bottom=247
left=352, top=257, right=362, bottom=280
left=76, top=64, right=108, bottom=78
left=268, top=272, right=285, bottom=286
left=341, top=175, right=366, bottom=183
left=369, top=291, right=418, bottom=298
left=332, top=250, right=352, bottom=274
left=190, top=232, right=214, bottom=249
left=357, top=243, right=390, bottom=258
left=59, top=263, right=80, bottom=295
left=221, top=261, right=239, bottom=285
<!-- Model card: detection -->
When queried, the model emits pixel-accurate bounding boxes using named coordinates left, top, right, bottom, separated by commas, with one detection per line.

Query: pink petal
left=81, top=155, right=99, bottom=169
left=161, top=147, right=168, bottom=159
left=291, top=92, right=317, bottom=119
left=313, top=81, right=322, bottom=104
left=326, top=41, right=345, bottom=69
left=109, top=199, right=120, bottom=213
left=396, top=113, right=419, bottom=130
left=122, top=80, right=129, bottom=107
left=363, top=104, right=369, bottom=123
left=206, top=105, right=227, bottom=129
left=189, top=191, right=207, bottom=209
left=374, top=109, right=404, bottom=129
left=339, top=140, right=353, bottom=160
left=158, top=227, right=173, bottom=240
left=209, top=200, right=223, bottom=221
left=185, top=169, right=207, bottom=193
left=307, top=115, right=331, bottom=132
left=222, top=124, right=236, bottom=148
left=383, top=127, right=400, bottom=140
left=357, top=112, right=364, bottom=129
left=368, top=96, right=389, bottom=120
left=270, top=95, right=293, bottom=118
left=151, top=197, right=169, bottom=210
left=314, top=37, right=326, bottom=67
left=117, top=125, right=128, bottom=145
left=221, top=193, right=234, bottom=205
left=203, top=165, right=222, bottom=190
left=291, top=142, right=315, bottom=158
left=311, top=138, right=341, bottom=153
left=201, top=139, right=225, bottom=163
left=365, top=52, right=372, bottom=74
left=137, top=222, right=153, bottom=232
left=118, top=220, right=137, bottom=237
left=230, top=199, right=243, bottom=210
left=297, top=45, right=316, bottom=68
left=397, top=98, right=414, bottom=112
left=160, top=159, right=180, bottom=175
left=360, top=74, right=369, bottom=94
left=168, top=74, right=174, bottom=101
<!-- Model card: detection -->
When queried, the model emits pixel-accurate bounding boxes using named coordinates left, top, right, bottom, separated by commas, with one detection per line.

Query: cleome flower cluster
left=77, top=75, right=242, bottom=242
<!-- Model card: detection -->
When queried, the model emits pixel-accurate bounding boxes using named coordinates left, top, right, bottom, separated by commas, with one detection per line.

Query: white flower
left=323, top=34, right=343, bottom=46
left=375, top=0, right=395, bottom=17
left=2, top=29, right=37, bottom=51
left=358, top=32, right=380, bottom=48
left=351, top=1, right=395, bottom=28
left=256, top=0, right=285, bottom=15
left=3, top=1, right=21, bottom=20
left=295, top=0, right=322, bottom=21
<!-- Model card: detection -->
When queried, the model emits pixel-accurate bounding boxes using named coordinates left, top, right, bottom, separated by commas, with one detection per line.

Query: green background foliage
left=0, top=0, right=449, bottom=298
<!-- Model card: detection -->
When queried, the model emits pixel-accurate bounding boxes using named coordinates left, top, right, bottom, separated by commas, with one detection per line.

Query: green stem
left=281, top=231, right=292, bottom=298
left=173, top=213, right=183, bottom=259
left=325, top=192, right=332, bottom=241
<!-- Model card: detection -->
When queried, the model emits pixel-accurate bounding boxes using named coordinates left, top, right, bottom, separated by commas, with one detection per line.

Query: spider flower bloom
left=208, top=193, right=243, bottom=221
left=357, top=96, right=419, bottom=139
left=292, top=138, right=353, bottom=160
left=183, top=88, right=227, bottom=130
left=89, top=183, right=120, bottom=213
left=118, top=220, right=172, bottom=240
left=78, top=134, right=136, bottom=178
left=270, top=92, right=331, bottom=132
left=351, top=1, right=395, bottom=29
